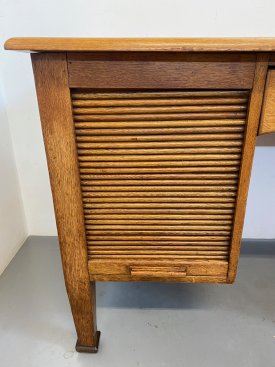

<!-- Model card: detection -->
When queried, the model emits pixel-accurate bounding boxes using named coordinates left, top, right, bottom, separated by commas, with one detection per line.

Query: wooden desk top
left=5, top=37, right=275, bottom=53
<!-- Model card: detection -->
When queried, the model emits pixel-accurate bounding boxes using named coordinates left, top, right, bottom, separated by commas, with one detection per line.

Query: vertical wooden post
left=31, top=52, right=100, bottom=352
left=228, top=54, right=269, bottom=282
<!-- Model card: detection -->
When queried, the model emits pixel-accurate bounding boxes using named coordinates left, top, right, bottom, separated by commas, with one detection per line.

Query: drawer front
left=68, top=52, right=256, bottom=89
left=71, top=88, right=250, bottom=281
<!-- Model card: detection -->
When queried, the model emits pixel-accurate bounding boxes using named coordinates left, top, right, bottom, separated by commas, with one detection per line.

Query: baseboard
left=241, top=238, right=275, bottom=255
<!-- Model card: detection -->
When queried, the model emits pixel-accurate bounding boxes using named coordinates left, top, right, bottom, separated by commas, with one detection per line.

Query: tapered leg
left=31, top=52, right=100, bottom=352
left=73, top=282, right=100, bottom=353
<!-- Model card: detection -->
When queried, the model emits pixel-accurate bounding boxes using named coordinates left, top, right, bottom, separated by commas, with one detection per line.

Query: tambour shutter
left=72, top=90, right=249, bottom=270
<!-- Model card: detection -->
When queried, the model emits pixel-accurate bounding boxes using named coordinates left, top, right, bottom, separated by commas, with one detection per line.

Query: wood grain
left=84, top=214, right=233, bottom=219
left=130, top=265, right=187, bottom=278
left=88, top=258, right=228, bottom=280
left=72, top=90, right=249, bottom=99
left=5, top=37, right=275, bottom=52
left=84, top=208, right=234, bottom=214
left=228, top=54, right=269, bottom=282
left=79, top=160, right=241, bottom=168
left=74, top=114, right=247, bottom=123
left=68, top=53, right=255, bottom=89
left=258, top=69, right=275, bottom=134
left=86, top=235, right=231, bottom=241
left=90, top=274, right=227, bottom=283
left=78, top=154, right=242, bottom=163
left=31, top=53, right=99, bottom=349
left=73, top=89, right=249, bottom=266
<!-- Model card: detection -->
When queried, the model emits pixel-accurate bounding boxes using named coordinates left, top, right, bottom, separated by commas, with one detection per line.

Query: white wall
left=1, top=0, right=275, bottom=238
left=243, top=138, right=275, bottom=238
left=0, top=83, right=27, bottom=274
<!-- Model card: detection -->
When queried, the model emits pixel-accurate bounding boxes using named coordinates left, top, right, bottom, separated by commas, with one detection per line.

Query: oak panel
left=68, top=53, right=255, bottom=89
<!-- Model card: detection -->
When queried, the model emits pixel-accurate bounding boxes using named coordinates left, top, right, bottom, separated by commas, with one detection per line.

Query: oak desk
left=5, top=37, right=275, bottom=352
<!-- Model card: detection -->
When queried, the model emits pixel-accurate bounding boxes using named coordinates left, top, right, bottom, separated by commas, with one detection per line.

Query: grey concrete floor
left=0, top=237, right=275, bottom=367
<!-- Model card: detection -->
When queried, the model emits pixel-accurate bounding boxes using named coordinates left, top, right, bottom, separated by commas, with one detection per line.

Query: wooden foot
left=67, top=281, right=99, bottom=350
left=76, top=331, right=101, bottom=353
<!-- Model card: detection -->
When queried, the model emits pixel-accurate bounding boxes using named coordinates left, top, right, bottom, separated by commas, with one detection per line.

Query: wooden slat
left=83, top=199, right=237, bottom=209
left=84, top=214, right=233, bottom=220
left=81, top=179, right=237, bottom=186
left=75, top=126, right=245, bottom=136
left=88, top=243, right=229, bottom=248
left=90, top=254, right=228, bottom=259
left=73, top=105, right=247, bottom=115
left=82, top=197, right=235, bottom=203
left=87, top=241, right=230, bottom=246
left=76, top=133, right=244, bottom=142
left=78, top=150, right=241, bottom=159
left=85, top=219, right=232, bottom=225
left=83, top=198, right=235, bottom=204
left=80, top=166, right=240, bottom=174
left=74, top=116, right=246, bottom=124
left=88, top=247, right=229, bottom=254
left=85, top=230, right=231, bottom=236
left=79, top=160, right=241, bottom=168
left=73, top=97, right=247, bottom=107
left=76, top=140, right=243, bottom=148
left=80, top=173, right=238, bottom=180
left=82, top=188, right=236, bottom=194
left=84, top=209, right=234, bottom=214
left=89, top=250, right=228, bottom=255
left=85, top=223, right=231, bottom=230
left=86, top=235, right=230, bottom=241
left=81, top=190, right=237, bottom=197
left=78, top=154, right=241, bottom=162
left=72, top=90, right=249, bottom=100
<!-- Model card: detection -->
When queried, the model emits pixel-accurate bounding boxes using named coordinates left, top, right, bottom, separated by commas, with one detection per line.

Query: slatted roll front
left=72, top=90, right=249, bottom=262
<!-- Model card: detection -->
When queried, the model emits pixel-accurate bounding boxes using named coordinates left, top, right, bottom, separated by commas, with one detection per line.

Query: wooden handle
left=130, top=265, right=187, bottom=278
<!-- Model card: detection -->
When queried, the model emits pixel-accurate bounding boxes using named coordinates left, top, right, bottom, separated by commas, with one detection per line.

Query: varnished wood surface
left=73, top=89, right=249, bottom=266
left=130, top=265, right=187, bottom=278
left=88, top=259, right=227, bottom=282
left=228, top=54, right=269, bottom=282
left=258, top=69, right=275, bottom=135
left=5, top=37, right=275, bottom=52
left=88, top=258, right=227, bottom=273
left=91, top=274, right=227, bottom=283
left=31, top=53, right=99, bottom=348
left=68, top=53, right=255, bottom=89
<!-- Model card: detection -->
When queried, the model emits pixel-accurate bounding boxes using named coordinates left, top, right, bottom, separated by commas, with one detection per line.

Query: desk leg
left=31, top=52, right=100, bottom=352
left=74, top=282, right=100, bottom=353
